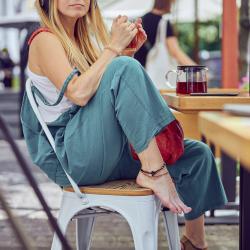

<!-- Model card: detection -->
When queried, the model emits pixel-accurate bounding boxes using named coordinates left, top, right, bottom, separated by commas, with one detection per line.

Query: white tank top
left=27, top=67, right=73, bottom=123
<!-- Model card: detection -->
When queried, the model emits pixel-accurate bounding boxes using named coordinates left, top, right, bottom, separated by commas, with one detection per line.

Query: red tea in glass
left=127, top=35, right=138, bottom=49
left=176, top=81, right=207, bottom=94
left=165, top=66, right=208, bottom=94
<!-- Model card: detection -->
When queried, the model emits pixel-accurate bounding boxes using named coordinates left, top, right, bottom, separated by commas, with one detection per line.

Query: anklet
left=140, top=163, right=168, bottom=177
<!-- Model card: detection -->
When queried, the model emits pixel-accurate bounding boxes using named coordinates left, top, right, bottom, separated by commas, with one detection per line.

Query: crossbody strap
left=31, top=67, right=80, bottom=106
left=27, top=28, right=85, bottom=200
left=26, top=78, right=87, bottom=201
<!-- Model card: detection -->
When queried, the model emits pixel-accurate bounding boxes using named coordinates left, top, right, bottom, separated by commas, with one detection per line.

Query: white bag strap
left=155, top=16, right=168, bottom=44
left=25, top=78, right=88, bottom=202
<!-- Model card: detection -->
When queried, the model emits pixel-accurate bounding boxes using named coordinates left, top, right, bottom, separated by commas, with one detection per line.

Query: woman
left=21, top=0, right=227, bottom=249
left=135, top=0, right=196, bottom=67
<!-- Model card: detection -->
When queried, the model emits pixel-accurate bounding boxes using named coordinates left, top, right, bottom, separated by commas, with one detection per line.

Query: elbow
left=66, top=89, right=89, bottom=107
left=66, top=83, right=90, bottom=107
left=77, top=98, right=88, bottom=107
left=72, top=93, right=89, bottom=107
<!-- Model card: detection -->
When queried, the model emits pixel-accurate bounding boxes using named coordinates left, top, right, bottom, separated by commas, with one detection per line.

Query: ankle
left=141, top=160, right=164, bottom=172
left=136, top=171, right=153, bottom=189
left=141, top=162, right=168, bottom=177
left=136, top=164, right=170, bottom=191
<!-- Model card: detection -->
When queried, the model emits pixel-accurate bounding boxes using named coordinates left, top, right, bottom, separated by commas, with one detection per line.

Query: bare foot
left=136, top=170, right=192, bottom=214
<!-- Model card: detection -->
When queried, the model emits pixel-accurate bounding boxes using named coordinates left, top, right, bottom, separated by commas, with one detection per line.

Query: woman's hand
left=110, top=15, right=138, bottom=53
left=121, top=18, right=147, bottom=57
left=134, top=18, right=147, bottom=51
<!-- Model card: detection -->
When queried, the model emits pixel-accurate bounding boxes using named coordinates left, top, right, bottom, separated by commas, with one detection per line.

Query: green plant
left=175, top=19, right=221, bottom=56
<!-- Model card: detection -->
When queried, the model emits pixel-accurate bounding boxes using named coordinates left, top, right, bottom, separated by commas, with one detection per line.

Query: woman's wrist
left=104, top=45, right=122, bottom=57
left=121, top=48, right=136, bottom=57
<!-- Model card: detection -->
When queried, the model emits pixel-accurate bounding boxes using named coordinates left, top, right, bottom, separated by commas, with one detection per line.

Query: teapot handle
left=165, top=70, right=178, bottom=89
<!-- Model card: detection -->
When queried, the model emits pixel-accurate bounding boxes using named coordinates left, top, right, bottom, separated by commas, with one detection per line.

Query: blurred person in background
left=0, top=48, right=15, bottom=89
left=135, top=0, right=196, bottom=67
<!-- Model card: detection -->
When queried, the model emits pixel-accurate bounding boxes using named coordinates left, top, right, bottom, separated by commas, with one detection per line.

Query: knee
left=103, top=56, right=148, bottom=93
left=195, top=141, right=213, bottom=160
left=111, top=56, right=140, bottom=68
left=197, top=140, right=212, bottom=154
left=107, top=56, right=142, bottom=76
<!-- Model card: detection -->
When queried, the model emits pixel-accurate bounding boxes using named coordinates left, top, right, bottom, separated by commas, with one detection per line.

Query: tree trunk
left=193, top=0, right=200, bottom=63
left=239, top=0, right=250, bottom=79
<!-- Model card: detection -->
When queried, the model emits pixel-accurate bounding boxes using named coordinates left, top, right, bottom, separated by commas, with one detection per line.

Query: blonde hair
left=35, top=0, right=110, bottom=73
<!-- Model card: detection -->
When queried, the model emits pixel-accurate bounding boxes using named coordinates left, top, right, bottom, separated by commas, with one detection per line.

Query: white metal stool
left=25, top=78, right=180, bottom=250
left=54, top=180, right=161, bottom=250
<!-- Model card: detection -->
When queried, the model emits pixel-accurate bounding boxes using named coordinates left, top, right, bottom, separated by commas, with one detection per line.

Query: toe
left=178, top=199, right=192, bottom=214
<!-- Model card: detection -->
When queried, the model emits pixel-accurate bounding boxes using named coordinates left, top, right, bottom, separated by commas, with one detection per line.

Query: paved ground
left=0, top=140, right=239, bottom=249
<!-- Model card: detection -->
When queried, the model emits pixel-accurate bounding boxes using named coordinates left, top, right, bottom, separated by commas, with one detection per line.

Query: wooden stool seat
left=64, top=179, right=153, bottom=196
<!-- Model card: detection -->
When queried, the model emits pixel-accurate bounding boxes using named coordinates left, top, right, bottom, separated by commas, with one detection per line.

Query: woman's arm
left=29, top=16, right=138, bottom=107
left=165, top=37, right=196, bottom=65
left=29, top=32, right=118, bottom=106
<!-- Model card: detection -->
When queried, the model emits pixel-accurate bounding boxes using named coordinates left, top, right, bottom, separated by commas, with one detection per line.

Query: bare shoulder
left=28, top=31, right=68, bottom=77
left=28, top=31, right=73, bottom=89
left=29, top=31, right=64, bottom=55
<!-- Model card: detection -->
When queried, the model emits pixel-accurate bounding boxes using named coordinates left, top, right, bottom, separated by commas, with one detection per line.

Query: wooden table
left=162, top=89, right=250, bottom=208
left=162, top=91, right=249, bottom=113
left=199, top=112, right=250, bottom=250
left=162, top=89, right=250, bottom=140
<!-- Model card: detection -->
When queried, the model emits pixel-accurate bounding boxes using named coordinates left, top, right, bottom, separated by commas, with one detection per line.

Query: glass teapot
left=165, top=66, right=208, bottom=94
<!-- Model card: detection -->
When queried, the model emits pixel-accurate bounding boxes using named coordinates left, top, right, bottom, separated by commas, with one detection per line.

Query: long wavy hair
left=35, top=0, right=110, bottom=73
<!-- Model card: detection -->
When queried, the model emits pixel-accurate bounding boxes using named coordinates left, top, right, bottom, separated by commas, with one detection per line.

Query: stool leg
left=76, top=216, right=95, bottom=250
left=162, top=210, right=181, bottom=250
left=51, top=197, right=76, bottom=250
left=130, top=213, right=158, bottom=250
left=51, top=209, right=72, bottom=250
left=123, top=198, right=160, bottom=250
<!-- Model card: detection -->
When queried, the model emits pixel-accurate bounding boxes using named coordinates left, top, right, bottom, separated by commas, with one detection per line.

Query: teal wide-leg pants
left=21, top=56, right=227, bottom=220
